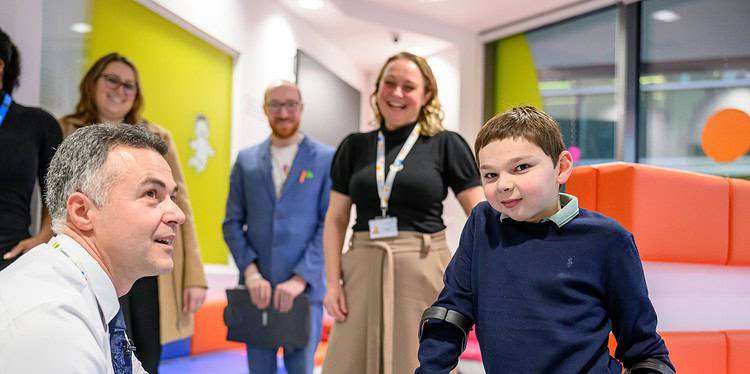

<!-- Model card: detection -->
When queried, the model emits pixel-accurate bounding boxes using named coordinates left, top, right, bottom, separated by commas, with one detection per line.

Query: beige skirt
left=322, top=231, right=453, bottom=374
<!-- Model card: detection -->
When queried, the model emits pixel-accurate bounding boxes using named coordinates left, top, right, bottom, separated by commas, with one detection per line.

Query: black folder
left=223, top=287, right=310, bottom=350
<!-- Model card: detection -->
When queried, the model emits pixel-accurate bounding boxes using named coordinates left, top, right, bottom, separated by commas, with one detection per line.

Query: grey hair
left=45, top=123, right=168, bottom=234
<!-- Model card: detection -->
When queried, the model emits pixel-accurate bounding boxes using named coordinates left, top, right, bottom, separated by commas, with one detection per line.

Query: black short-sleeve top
left=0, top=98, right=63, bottom=250
left=331, top=122, right=480, bottom=233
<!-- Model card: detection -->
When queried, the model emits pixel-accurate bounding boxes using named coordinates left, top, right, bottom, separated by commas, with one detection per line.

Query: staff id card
left=369, top=216, right=398, bottom=239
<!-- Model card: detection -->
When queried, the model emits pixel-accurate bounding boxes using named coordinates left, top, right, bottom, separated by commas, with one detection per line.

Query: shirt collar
left=51, top=234, right=120, bottom=325
left=499, top=193, right=580, bottom=228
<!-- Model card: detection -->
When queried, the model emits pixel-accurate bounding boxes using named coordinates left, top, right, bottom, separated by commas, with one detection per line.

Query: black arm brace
left=625, top=358, right=676, bottom=374
left=418, top=306, right=473, bottom=351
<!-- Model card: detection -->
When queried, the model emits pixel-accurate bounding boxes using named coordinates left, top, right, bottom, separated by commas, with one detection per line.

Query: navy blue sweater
left=417, top=202, right=673, bottom=373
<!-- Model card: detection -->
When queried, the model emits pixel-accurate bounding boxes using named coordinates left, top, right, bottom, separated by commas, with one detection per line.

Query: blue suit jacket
left=222, top=136, right=334, bottom=302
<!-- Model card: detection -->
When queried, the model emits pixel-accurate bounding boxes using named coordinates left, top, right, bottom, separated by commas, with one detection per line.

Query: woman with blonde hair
left=60, top=52, right=206, bottom=374
left=322, top=52, right=484, bottom=374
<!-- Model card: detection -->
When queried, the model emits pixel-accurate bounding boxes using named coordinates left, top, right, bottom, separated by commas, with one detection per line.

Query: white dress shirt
left=0, top=234, right=147, bottom=373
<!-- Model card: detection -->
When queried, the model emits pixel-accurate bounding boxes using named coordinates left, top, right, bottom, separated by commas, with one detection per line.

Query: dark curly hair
left=0, top=27, right=21, bottom=95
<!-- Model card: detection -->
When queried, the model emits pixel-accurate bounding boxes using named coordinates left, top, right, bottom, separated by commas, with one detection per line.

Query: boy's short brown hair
left=475, top=105, right=566, bottom=166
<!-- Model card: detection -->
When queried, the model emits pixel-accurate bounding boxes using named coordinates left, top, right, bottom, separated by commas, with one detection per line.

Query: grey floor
left=458, top=360, right=486, bottom=374
left=160, top=349, right=487, bottom=373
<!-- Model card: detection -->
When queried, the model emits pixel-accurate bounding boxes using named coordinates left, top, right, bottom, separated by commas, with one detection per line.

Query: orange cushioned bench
left=608, top=330, right=750, bottom=374
left=565, top=162, right=750, bottom=373
left=567, top=162, right=731, bottom=264
left=729, top=178, right=750, bottom=266
left=191, top=299, right=244, bottom=355
left=727, top=330, right=750, bottom=373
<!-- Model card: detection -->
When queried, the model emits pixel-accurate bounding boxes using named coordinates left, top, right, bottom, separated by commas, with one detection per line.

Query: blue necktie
left=108, top=309, right=133, bottom=374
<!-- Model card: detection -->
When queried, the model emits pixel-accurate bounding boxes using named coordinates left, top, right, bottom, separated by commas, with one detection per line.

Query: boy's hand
left=324, top=282, right=348, bottom=321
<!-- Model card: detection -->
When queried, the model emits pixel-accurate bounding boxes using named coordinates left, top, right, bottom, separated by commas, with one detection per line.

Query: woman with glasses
left=59, top=52, right=207, bottom=374
left=0, top=27, right=62, bottom=271
left=321, top=52, right=484, bottom=374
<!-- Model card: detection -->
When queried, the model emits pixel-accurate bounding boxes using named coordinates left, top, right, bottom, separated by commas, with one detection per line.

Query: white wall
left=0, top=0, right=43, bottom=105
left=457, top=40, right=484, bottom=141
left=426, top=47, right=473, bottom=251
left=427, top=48, right=460, bottom=132
left=144, top=0, right=367, bottom=160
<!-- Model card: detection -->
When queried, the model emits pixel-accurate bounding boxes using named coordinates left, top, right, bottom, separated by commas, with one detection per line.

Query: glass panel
left=492, top=7, right=618, bottom=165
left=40, top=0, right=89, bottom=119
left=640, top=0, right=750, bottom=177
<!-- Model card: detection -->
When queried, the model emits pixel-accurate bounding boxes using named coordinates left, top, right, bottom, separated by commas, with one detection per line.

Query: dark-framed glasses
left=101, top=74, right=138, bottom=95
left=267, top=101, right=301, bottom=113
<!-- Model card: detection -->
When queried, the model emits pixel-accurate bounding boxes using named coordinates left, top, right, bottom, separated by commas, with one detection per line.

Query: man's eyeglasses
left=267, top=101, right=301, bottom=113
left=101, top=74, right=138, bottom=95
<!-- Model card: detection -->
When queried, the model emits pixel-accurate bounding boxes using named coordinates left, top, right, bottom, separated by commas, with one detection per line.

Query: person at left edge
left=223, top=80, right=334, bottom=374
left=0, top=27, right=62, bottom=270
left=0, top=123, right=184, bottom=373
left=59, top=52, right=208, bottom=373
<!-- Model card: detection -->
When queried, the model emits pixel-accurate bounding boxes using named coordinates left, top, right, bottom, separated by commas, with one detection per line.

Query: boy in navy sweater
left=416, top=106, right=674, bottom=373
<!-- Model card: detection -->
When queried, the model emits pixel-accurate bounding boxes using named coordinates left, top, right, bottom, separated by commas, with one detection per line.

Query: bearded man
left=222, top=80, right=333, bottom=374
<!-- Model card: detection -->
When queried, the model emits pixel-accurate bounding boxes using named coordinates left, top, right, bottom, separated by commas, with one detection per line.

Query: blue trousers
left=246, top=301, right=323, bottom=374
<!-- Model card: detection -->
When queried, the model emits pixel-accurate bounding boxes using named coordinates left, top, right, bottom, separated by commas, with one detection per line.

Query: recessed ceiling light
left=70, top=22, right=92, bottom=34
left=652, top=9, right=680, bottom=23
left=299, top=0, right=324, bottom=10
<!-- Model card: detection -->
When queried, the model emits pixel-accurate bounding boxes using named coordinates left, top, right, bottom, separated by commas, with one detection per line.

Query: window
left=489, top=8, right=618, bottom=165
left=639, top=0, right=750, bottom=176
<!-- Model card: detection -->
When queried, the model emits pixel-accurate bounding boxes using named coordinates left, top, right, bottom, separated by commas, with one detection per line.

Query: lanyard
left=51, top=238, right=88, bottom=280
left=376, top=123, right=421, bottom=217
left=51, top=237, right=110, bottom=332
left=0, top=94, right=11, bottom=128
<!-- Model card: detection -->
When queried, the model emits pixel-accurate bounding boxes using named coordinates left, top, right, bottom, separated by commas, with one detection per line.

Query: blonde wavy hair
left=371, top=52, right=444, bottom=136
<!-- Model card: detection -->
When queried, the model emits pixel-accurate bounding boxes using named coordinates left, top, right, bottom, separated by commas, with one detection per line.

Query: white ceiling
left=366, top=0, right=592, bottom=33
left=278, top=0, right=599, bottom=74
left=278, top=0, right=452, bottom=73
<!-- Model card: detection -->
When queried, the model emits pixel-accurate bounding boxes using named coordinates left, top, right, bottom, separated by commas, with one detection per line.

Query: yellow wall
left=494, top=33, right=543, bottom=113
left=88, top=0, right=233, bottom=263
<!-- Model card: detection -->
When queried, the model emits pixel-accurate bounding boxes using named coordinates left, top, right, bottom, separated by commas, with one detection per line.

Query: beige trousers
left=322, top=231, right=453, bottom=374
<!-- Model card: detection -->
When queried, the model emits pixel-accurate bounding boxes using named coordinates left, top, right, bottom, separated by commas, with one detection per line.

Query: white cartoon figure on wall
left=189, top=114, right=215, bottom=173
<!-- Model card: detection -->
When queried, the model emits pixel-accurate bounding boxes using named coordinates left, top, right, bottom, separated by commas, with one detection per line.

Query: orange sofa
left=606, top=331, right=749, bottom=374
left=566, top=162, right=750, bottom=373
left=567, top=162, right=733, bottom=264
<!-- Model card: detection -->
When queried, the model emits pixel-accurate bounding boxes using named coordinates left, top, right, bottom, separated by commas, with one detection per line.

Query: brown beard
left=270, top=120, right=299, bottom=139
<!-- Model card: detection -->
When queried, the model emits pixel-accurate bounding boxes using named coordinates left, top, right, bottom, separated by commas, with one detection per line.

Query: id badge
left=368, top=216, right=398, bottom=239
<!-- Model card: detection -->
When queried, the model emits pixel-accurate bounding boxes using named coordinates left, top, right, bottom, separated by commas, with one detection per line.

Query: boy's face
left=478, top=137, right=573, bottom=223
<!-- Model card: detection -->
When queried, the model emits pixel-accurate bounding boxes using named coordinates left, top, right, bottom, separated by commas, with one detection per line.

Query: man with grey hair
left=0, top=123, right=185, bottom=373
